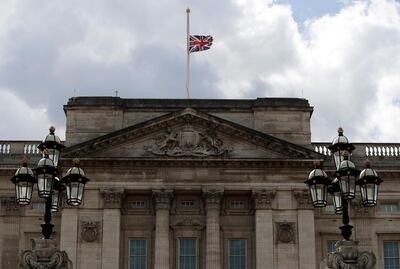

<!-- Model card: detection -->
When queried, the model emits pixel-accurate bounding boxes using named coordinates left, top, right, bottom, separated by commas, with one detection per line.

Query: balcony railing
left=312, top=143, right=400, bottom=158
left=0, top=141, right=42, bottom=155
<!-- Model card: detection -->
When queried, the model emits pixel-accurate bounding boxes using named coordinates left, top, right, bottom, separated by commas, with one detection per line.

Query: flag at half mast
left=185, top=8, right=213, bottom=98
left=189, top=35, right=213, bottom=53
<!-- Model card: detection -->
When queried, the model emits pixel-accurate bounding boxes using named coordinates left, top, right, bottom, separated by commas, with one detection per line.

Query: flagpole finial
left=186, top=8, right=190, bottom=13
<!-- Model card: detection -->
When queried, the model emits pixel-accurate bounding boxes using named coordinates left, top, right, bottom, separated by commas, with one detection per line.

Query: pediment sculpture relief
left=145, top=125, right=232, bottom=157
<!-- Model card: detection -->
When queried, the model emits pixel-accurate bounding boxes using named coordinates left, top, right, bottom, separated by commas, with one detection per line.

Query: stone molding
left=100, top=189, right=124, bottom=209
left=275, top=222, right=296, bottom=244
left=320, top=239, right=376, bottom=269
left=203, top=188, right=224, bottom=210
left=152, top=189, right=174, bottom=210
left=251, top=189, right=276, bottom=210
left=293, top=190, right=313, bottom=209
left=170, top=216, right=205, bottom=230
left=1, top=197, right=19, bottom=215
left=80, top=221, right=101, bottom=243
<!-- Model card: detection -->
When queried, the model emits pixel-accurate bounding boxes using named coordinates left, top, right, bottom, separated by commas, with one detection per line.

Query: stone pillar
left=60, top=208, right=79, bottom=267
left=252, top=189, right=276, bottom=269
left=100, top=189, right=124, bottom=269
left=203, top=188, right=224, bottom=269
left=153, top=189, right=173, bottom=269
left=294, top=190, right=316, bottom=269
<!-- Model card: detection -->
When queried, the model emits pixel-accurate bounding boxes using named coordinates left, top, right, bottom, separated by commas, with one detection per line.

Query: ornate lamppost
left=10, top=127, right=90, bottom=269
left=306, top=128, right=382, bottom=269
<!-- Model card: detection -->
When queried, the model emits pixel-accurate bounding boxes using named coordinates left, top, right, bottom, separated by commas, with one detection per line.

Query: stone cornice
left=251, top=189, right=276, bottom=210
left=152, top=189, right=174, bottom=210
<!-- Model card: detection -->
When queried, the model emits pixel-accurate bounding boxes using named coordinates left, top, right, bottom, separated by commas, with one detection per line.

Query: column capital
left=100, top=188, right=124, bottom=209
left=293, top=189, right=313, bottom=209
left=202, top=188, right=224, bottom=210
left=251, top=189, right=276, bottom=210
left=152, top=189, right=174, bottom=210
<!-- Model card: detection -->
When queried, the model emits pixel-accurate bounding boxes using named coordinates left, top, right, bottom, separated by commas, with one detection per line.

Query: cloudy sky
left=1, top=0, right=399, bottom=143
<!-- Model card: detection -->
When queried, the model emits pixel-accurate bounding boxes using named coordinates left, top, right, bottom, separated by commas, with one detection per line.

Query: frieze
left=152, top=189, right=174, bottom=210
left=275, top=222, right=296, bottom=244
left=80, top=221, right=101, bottom=243
left=252, top=189, right=276, bottom=210
left=100, top=189, right=124, bottom=209
left=145, top=125, right=231, bottom=157
left=293, top=190, right=313, bottom=209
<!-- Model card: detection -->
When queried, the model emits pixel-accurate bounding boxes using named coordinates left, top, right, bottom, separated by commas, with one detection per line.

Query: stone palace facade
left=0, top=97, right=399, bottom=269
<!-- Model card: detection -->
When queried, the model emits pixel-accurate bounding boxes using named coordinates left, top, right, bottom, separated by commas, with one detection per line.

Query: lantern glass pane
left=310, top=183, right=327, bottom=207
left=333, top=192, right=343, bottom=214
left=333, top=151, right=343, bottom=170
left=66, top=182, right=85, bottom=206
left=45, top=148, right=60, bottom=167
left=37, top=174, right=54, bottom=198
left=15, top=181, right=33, bottom=205
left=339, top=176, right=356, bottom=199
left=360, top=183, right=378, bottom=207
left=51, top=189, right=61, bottom=212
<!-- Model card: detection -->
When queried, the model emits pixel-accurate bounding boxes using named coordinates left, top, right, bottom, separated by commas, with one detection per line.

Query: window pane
left=384, top=242, right=400, bottom=269
left=129, top=239, right=147, bottom=269
left=179, top=239, right=197, bottom=269
left=229, top=239, right=246, bottom=269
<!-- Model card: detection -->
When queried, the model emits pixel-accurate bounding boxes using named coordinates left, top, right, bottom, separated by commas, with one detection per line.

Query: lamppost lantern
left=33, top=150, right=58, bottom=198
left=328, top=127, right=355, bottom=170
left=61, top=158, right=90, bottom=206
left=51, top=177, right=63, bottom=212
left=305, top=162, right=331, bottom=207
left=335, top=153, right=359, bottom=200
left=10, top=158, right=36, bottom=205
left=38, top=126, right=65, bottom=167
left=328, top=178, right=343, bottom=214
left=9, top=126, right=89, bottom=252
left=306, top=127, right=382, bottom=245
left=357, top=160, right=382, bottom=207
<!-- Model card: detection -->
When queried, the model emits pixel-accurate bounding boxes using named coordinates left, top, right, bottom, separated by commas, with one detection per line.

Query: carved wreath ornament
left=145, top=125, right=231, bottom=157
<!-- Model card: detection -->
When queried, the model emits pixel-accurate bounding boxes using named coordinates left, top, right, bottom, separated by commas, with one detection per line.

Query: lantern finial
left=73, top=158, right=80, bottom=166
left=342, top=151, right=349, bottom=160
left=313, top=160, right=321, bottom=168
left=364, top=159, right=371, bottom=168
left=338, top=127, right=344, bottom=136
left=49, top=126, right=55, bottom=134
left=21, top=156, right=28, bottom=167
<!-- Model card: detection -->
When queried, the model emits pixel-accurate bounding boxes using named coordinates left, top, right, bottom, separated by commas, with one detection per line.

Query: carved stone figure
left=145, top=125, right=231, bottom=157
left=320, top=240, right=376, bottom=269
left=18, top=239, right=72, bottom=269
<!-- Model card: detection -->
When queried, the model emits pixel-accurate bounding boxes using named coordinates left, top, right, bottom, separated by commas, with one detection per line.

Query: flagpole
left=186, top=8, right=190, bottom=99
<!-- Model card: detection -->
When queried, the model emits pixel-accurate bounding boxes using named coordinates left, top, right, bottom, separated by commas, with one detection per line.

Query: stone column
left=294, top=190, right=316, bottom=269
left=203, top=188, right=224, bottom=269
left=153, top=189, right=173, bottom=269
left=100, top=189, right=124, bottom=269
left=60, top=208, right=79, bottom=267
left=252, top=189, right=276, bottom=269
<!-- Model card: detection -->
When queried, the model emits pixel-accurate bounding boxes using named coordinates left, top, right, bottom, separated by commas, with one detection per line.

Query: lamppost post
left=306, top=128, right=381, bottom=269
left=11, top=126, right=90, bottom=269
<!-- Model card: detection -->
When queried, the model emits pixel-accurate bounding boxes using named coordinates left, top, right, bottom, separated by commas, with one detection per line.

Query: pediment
left=62, top=108, right=322, bottom=161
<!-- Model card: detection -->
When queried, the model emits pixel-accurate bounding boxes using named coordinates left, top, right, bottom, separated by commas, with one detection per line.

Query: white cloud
left=0, top=89, right=64, bottom=140
left=0, top=0, right=399, bottom=143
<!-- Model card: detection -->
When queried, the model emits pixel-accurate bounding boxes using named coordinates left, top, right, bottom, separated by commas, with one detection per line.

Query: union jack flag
left=189, top=35, right=213, bottom=53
